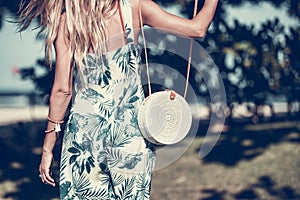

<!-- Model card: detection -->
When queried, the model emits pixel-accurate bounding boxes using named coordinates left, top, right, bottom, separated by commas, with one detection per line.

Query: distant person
left=17, top=0, right=218, bottom=199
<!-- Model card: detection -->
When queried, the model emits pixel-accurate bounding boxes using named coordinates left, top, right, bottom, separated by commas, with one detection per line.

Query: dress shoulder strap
left=119, top=0, right=135, bottom=43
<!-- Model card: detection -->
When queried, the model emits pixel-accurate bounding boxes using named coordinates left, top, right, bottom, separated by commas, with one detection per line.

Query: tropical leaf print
left=68, top=113, right=88, bottom=134
left=105, top=123, right=132, bottom=148
left=118, top=152, right=143, bottom=170
left=104, top=147, right=123, bottom=169
left=82, top=66, right=98, bottom=85
left=126, top=85, right=140, bottom=104
left=96, top=123, right=111, bottom=141
left=60, top=171, right=91, bottom=200
left=60, top=181, right=71, bottom=200
left=129, top=110, right=139, bottom=129
left=61, top=156, right=111, bottom=200
left=145, top=144, right=156, bottom=174
left=110, top=171, right=125, bottom=187
left=83, top=54, right=111, bottom=87
left=136, top=173, right=151, bottom=199
left=80, top=112, right=109, bottom=140
left=114, top=84, right=140, bottom=118
left=73, top=172, right=90, bottom=192
left=129, top=43, right=139, bottom=58
left=121, top=0, right=130, bottom=7
left=98, top=69, right=111, bottom=87
left=97, top=98, right=114, bottom=120
left=59, top=151, right=69, bottom=183
left=79, top=187, right=110, bottom=200
left=81, top=88, right=104, bottom=105
left=121, top=84, right=140, bottom=110
left=68, top=141, right=95, bottom=175
left=112, top=46, right=136, bottom=75
left=98, top=170, right=111, bottom=185
left=96, top=54, right=111, bottom=87
left=124, top=24, right=134, bottom=44
left=124, top=122, right=141, bottom=138
left=117, top=177, right=136, bottom=200
left=114, top=107, right=126, bottom=122
left=78, top=89, right=113, bottom=120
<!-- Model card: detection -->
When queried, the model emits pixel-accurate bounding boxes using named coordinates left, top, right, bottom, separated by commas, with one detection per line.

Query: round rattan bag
left=137, top=0, right=196, bottom=145
left=138, top=90, right=192, bottom=145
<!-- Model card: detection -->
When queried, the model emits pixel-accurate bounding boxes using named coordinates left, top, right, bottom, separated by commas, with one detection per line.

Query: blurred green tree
left=1, top=0, right=299, bottom=120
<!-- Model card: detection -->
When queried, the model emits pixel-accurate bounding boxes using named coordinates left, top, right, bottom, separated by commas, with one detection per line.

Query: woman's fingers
left=43, top=169, right=55, bottom=187
left=39, top=153, right=55, bottom=187
left=39, top=168, right=55, bottom=187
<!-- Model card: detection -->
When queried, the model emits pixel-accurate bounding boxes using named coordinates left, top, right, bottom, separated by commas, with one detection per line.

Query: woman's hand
left=39, top=151, right=55, bottom=187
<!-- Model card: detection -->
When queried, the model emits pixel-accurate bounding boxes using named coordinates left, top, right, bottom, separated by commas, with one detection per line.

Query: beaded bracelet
left=44, top=127, right=56, bottom=134
left=47, top=116, right=64, bottom=124
left=44, top=116, right=64, bottom=134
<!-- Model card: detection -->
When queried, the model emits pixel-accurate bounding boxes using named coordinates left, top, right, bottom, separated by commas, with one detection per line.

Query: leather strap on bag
left=138, top=0, right=198, bottom=99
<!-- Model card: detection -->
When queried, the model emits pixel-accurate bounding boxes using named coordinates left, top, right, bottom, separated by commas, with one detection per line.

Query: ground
left=0, top=108, right=300, bottom=200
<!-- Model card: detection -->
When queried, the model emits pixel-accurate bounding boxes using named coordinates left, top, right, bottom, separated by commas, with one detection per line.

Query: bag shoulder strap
left=138, top=0, right=151, bottom=96
left=138, top=0, right=198, bottom=98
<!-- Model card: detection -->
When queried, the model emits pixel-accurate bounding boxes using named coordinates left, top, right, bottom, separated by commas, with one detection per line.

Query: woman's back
left=97, top=0, right=140, bottom=53
left=59, top=1, right=155, bottom=199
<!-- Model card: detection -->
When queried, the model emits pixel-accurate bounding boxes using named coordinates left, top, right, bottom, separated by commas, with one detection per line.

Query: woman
left=18, top=0, right=218, bottom=199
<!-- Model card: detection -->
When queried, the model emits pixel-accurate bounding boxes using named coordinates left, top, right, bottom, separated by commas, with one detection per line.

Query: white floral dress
left=59, top=1, right=156, bottom=199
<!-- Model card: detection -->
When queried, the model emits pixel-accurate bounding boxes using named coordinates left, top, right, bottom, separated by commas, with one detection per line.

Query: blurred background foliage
left=1, top=0, right=300, bottom=121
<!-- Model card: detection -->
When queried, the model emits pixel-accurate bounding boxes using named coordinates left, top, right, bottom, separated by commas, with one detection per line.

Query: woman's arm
left=140, top=0, right=218, bottom=38
left=39, top=13, right=73, bottom=187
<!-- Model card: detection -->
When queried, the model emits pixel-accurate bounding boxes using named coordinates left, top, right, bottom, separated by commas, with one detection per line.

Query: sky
left=225, top=2, right=299, bottom=34
left=0, top=15, right=44, bottom=92
left=0, top=2, right=299, bottom=92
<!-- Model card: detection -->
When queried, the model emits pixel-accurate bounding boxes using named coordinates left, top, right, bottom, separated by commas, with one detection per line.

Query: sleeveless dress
left=59, top=1, right=156, bottom=199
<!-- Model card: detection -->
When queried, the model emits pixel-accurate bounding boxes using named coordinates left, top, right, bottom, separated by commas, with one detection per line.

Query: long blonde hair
left=17, top=0, right=118, bottom=68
